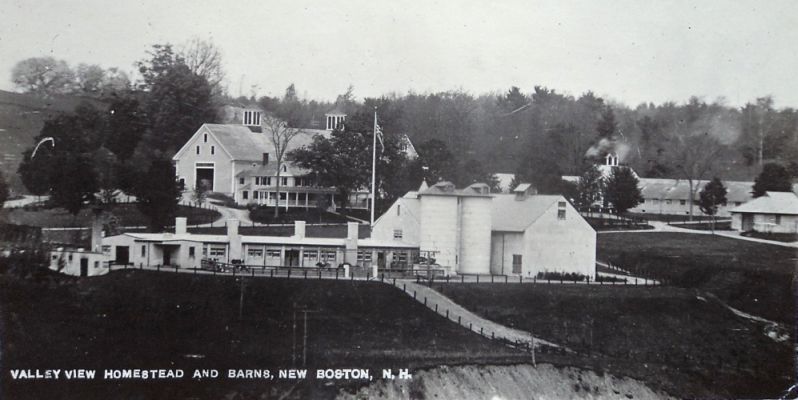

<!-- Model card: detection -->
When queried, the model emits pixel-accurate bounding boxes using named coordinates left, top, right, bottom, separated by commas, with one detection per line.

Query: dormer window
left=243, top=110, right=262, bottom=126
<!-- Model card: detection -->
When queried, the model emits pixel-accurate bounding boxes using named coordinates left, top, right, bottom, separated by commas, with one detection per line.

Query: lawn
left=435, top=283, right=794, bottom=399
left=598, top=232, right=796, bottom=325
left=248, top=206, right=356, bottom=224
left=2, top=204, right=220, bottom=228
left=0, top=270, right=530, bottom=399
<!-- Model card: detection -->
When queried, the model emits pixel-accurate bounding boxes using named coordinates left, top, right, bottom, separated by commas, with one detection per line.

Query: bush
left=536, top=271, right=587, bottom=282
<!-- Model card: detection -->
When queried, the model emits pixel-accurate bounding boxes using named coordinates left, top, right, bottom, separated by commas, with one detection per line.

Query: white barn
left=372, top=182, right=596, bottom=278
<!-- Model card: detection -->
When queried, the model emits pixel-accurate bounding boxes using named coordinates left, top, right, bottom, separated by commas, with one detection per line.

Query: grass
left=248, top=206, right=354, bottom=224
left=742, top=231, right=798, bottom=242
left=598, top=232, right=796, bottom=325
left=670, top=221, right=733, bottom=231
left=0, top=270, right=532, bottom=399
left=435, top=283, right=794, bottom=399
left=2, top=204, right=220, bottom=228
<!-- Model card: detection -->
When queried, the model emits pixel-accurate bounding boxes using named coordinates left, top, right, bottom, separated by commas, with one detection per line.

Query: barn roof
left=491, top=194, right=562, bottom=232
left=199, top=124, right=329, bottom=161
left=637, top=178, right=753, bottom=203
left=730, top=192, right=798, bottom=215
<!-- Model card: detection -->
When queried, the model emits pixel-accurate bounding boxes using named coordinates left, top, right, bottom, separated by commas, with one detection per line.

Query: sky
left=2, top=0, right=798, bottom=108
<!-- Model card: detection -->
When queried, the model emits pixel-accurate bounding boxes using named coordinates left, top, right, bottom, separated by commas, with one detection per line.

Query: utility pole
left=302, top=310, right=308, bottom=366
left=292, top=308, right=297, bottom=366
left=238, top=278, right=245, bottom=320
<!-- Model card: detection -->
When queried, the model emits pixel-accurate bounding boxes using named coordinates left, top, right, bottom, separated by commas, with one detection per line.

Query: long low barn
left=102, top=218, right=417, bottom=270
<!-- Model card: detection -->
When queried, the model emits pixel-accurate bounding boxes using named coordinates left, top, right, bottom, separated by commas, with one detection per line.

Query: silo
left=419, top=183, right=460, bottom=270
left=458, top=194, right=492, bottom=274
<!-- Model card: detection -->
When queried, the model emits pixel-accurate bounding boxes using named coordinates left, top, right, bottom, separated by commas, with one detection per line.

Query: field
left=0, top=270, right=534, bottom=399
left=1, top=204, right=220, bottom=228
left=597, top=232, right=796, bottom=324
left=436, top=283, right=793, bottom=399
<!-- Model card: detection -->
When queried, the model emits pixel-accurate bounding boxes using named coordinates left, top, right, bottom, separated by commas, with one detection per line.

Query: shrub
left=536, top=271, right=587, bottom=281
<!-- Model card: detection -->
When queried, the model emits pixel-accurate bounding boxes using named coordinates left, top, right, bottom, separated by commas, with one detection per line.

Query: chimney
left=227, top=219, right=242, bottom=261
left=344, top=222, right=359, bottom=265
left=90, top=209, right=103, bottom=253
left=294, top=220, right=306, bottom=239
left=262, top=153, right=269, bottom=165
left=175, top=217, right=187, bottom=235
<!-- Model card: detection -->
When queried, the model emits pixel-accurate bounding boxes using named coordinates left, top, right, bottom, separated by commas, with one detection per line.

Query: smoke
left=585, top=138, right=631, bottom=163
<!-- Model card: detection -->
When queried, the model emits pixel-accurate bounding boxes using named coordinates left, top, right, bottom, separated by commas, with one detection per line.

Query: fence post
left=477, top=275, right=480, bottom=283
left=251, top=268, right=255, bottom=277
left=288, top=269, right=291, bottom=279
left=175, top=266, right=178, bottom=273
left=491, top=275, right=494, bottom=283
left=319, top=270, right=322, bottom=280
left=480, top=327, right=483, bottom=335
left=424, top=297, right=427, bottom=306
left=435, top=304, right=438, bottom=312
left=458, top=316, right=461, bottom=325
left=505, top=275, right=508, bottom=284
left=413, top=290, right=416, bottom=299
left=492, top=332, right=495, bottom=339
left=335, top=270, right=338, bottom=280
left=304, top=270, right=307, bottom=279
left=393, top=277, right=396, bottom=286
left=461, top=275, right=464, bottom=283
left=446, top=310, right=449, bottom=319
left=403, top=283, right=406, bottom=292
left=270, top=269, right=274, bottom=278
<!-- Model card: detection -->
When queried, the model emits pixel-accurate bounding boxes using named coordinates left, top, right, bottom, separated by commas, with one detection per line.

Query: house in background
left=730, top=191, right=798, bottom=233
left=174, top=102, right=416, bottom=209
left=372, top=181, right=596, bottom=278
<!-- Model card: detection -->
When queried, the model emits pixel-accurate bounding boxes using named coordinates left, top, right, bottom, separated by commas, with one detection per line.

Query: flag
left=375, top=123, right=385, bottom=154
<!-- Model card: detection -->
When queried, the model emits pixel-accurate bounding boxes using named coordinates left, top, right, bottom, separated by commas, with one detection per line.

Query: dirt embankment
left=338, top=364, right=674, bottom=400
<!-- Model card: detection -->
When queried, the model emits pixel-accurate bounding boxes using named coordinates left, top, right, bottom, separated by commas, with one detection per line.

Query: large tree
left=133, top=159, right=182, bottom=231
left=604, top=167, right=643, bottom=214
left=0, top=171, right=9, bottom=206
left=752, top=163, right=793, bottom=197
left=11, top=57, right=75, bottom=96
left=698, top=177, right=727, bottom=232
left=666, top=132, right=724, bottom=219
left=50, top=155, right=98, bottom=216
left=261, top=114, right=305, bottom=218
left=576, top=164, right=603, bottom=209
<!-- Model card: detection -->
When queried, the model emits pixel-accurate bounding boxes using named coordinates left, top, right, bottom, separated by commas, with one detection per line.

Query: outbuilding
left=730, top=191, right=798, bottom=233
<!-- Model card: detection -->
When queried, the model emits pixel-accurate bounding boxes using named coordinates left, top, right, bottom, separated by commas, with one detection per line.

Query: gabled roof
left=491, top=194, right=562, bottom=232
left=175, top=123, right=330, bottom=162
left=730, top=191, right=798, bottom=215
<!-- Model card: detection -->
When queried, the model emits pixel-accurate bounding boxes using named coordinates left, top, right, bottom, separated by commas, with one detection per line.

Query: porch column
left=305, top=192, right=309, bottom=209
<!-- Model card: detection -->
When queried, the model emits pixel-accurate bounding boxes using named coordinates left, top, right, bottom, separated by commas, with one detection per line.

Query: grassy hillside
left=597, top=232, right=796, bottom=324
left=0, top=271, right=533, bottom=399
left=0, top=90, right=107, bottom=194
left=437, top=284, right=793, bottom=399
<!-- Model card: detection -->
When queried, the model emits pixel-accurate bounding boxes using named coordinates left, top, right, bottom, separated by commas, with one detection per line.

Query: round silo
left=458, top=195, right=492, bottom=275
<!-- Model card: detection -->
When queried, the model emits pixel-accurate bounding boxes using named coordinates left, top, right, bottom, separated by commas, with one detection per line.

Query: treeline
left=251, top=87, right=798, bottom=194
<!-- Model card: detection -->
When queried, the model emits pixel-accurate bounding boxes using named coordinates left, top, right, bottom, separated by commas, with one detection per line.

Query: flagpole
left=371, top=107, right=377, bottom=227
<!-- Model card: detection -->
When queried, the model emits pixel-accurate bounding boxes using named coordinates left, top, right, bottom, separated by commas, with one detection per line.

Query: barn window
left=557, top=201, right=566, bottom=220
left=211, top=146, right=215, bottom=155
left=243, top=191, right=248, bottom=200
left=397, top=205, right=401, bottom=216
left=141, top=245, right=146, bottom=257
left=393, top=229, right=403, bottom=239
left=203, top=133, right=208, bottom=143
left=666, top=199, right=672, bottom=205
left=196, top=145, right=200, bottom=155
left=282, top=177, right=288, bottom=186
left=253, top=191, right=259, bottom=199
left=680, top=200, right=686, bottom=205
left=239, top=177, right=244, bottom=185
left=512, top=255, right=522, bottom=273
left=775, top=215, right=782, bottom=225
left=189, top=247, right=195, bottom=257
left=248, top=248, right=263, bottom=257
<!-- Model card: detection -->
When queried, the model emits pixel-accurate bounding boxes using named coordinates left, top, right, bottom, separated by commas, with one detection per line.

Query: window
left=775, top=215, right=782, bottom=225
left=395, top=252, right=408, bottom=263
left=248, top=248, right=263, bottom=257
left=211, top=146, right=215, bottom=155
left=266, top=177, right=272, bottom=186
left=239, top=177, right=245, bottom=185
left=735, top=202, right=742, bottom=206
left=303, top=250, right=318, bottom=260
left=397, top=205, right=401, bottom=216
left=280, top=192, right=287, bottom=200
left=680, top=200, right=686, bottom=206
left=203, top=133, right=208, bottom=143
left=282, top=177, right=289, bottom=186
left=196, top=145, right=200, bottom=155
left=558, top=209, right=566, bottom=220
left=666, top=199, right=672, bottom=205
left=141, top=245, right=146, bottom=257
left=558, top=201, right=566, bottom=207
left=282, top=165, right=287, bottom=173
left=209, top=246, right=226, bottom=257
left=512, top=254, right=522, bottom=273
left=102, top=245, right=111, bottom=253
left=357, top=251, right=372, bottom=262
left=321, top=250, right=336, bottom=261
left=267, top=249, right=281, bottom=258
left=68, top=254, right=73, bottom=262
left=189, top=247, right=195, bottom=257
left=243, top=191, right=248, bottom=200
left=253, top=191, right=259, bottom=199
left=393, top=229, right=403, bottom=239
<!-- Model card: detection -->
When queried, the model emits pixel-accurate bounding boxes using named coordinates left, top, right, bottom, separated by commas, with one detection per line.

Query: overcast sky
left=2, top=0, right=797, bottom=108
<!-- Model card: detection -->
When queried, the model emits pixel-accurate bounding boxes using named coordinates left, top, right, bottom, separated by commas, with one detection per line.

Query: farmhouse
left=730, top=191, right=798, bottom=233
left=372, top=182, right=596, bottom=278
left=173, top=103, right=416, bottom=209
